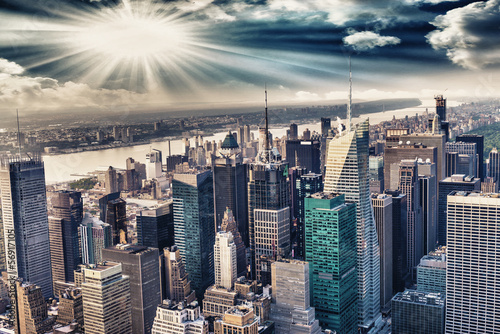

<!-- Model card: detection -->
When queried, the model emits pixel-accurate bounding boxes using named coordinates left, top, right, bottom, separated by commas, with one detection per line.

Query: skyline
left=0, top=0, right=499, bottom=115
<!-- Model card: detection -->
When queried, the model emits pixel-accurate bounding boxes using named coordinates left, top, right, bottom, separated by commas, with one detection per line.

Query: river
left=43, top=102, right=436, bottom=184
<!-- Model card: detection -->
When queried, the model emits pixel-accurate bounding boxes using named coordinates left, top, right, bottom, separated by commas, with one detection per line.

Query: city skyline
left=0, top=0, right=499, bottom=115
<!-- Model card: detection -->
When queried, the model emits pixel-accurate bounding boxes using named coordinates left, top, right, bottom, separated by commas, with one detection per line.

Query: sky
left=0, top=0, right=499, bottom=115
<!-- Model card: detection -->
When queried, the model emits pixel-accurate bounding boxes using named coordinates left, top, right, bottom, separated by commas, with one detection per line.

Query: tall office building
left=214, top=307, right=259, bottom=334
left=398, top=159, right=423, bottom=278
left=417, top=251, right=446, bottom=295
left=0, top=154, right=53, bottom=299
left=324, top=118, right=381, bottom=329
left=214, top=232, right=237, bottom=290
left=320, top=117, right=331, bottom=137
left=488, top=147, right=500, bottom=182
left=369, top=155, right=384, bottom=194
left=57, top=287, right=84, bottom=329
left=392, top=290, right=445, bottom=334
left=151, top=300, right=208, bottom=334
left=305, top=193, right=357, bottom=333
left=105, top=197, right=127, bottom=245
left=79, top=214, right=112, bottom=265
left=48, top=191, right=83, bottom=294
left=104, top=166, right=119, bottom=194
left=160, top=246, right=196, bottom=304
left=212, top=132, right=248, bottom=246
left=456, top=134, right=484, bottom=180
left=247, top=94, right=290, bottom=280
left=294, top=173, right=322, bottom=259
left=445, top=141, right=477, bottom=177
left=418, top=161, right=438, bottom=255
left=438, top=174, right=480, bottom=245
left=384, top=190, right=408, bottom=294
left=220, top=209, right=247, bottom=278
left=102, top=245, right=161, bottom=334
left=384, top=144, right=437, bottom=191
left=137, top=202, right=174, bottom=252
left=15, top=281, right=55, bottom=334
left=173, top=170, right=215, bottom=297
left=289, top=123, right=298, bottom=140
left=446, top=192, right=500, bottom=333
left=285, top=139, right=321, bottom=174
left=79, top=262, right=132, bottom=334
left=371, top=194, right=393, bottom=312
left=482, top=176, right=498, bottom=193
left=270, top=259, right=322, bottom=334
left=146, top=149, right=163, bottom=180
left=435, top=95, right=446, bottom=121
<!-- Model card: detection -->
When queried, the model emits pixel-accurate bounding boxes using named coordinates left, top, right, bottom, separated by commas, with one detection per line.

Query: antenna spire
left=16, top=109, right=21, bottom=158
left=347, top=57, right=352, bottom=132
left=265, top=85, right=269, bottom=155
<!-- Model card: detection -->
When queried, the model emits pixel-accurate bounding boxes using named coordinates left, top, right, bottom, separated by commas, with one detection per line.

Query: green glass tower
left=305, top=193, right=358, bottom=334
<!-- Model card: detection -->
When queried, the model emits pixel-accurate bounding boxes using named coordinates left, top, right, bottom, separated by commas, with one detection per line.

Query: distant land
left=468, top=122, right=500, bottom=158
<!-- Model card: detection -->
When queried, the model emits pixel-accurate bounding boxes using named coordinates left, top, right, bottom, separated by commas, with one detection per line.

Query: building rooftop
left=221, top=132, right=239, bottom=149
left=449, top=191, right=500, bottom=198
left=393, top=290, right=445, bottom=307
left=106, top=244, right=153, bottom=255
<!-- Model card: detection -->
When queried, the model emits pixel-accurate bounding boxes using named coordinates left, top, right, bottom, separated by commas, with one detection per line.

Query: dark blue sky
left=0, top=0, right=498, bottom=113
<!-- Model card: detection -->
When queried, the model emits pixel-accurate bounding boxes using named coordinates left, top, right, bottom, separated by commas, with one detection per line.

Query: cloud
left=0, top=58, right=144, bottom=112
left=426, top=0, right=500, bottom=69
left=343, top=30, right=401, bottom=50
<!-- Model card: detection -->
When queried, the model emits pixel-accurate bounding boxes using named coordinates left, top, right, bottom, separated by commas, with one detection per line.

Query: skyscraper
left=320, top=117, right=331, bottom=137
left=105, top=197, right=127, bottom=245
left=285, top=139, right=321, bottom=174
left=417, top=161, right=438, bottom=255
left=146, top=149, right=163, bottom=180
left=79, top=262, right=132, bottom=334
left=15, top=281, right=55, bottom=333
left=305, top=193, right=357, bottom=333
left=324, top=119, right=381, bottom=329
left=445, top=141, right=477, bottom=177
left=214, top=232, right=237, bottom=290
left=136, top=201, right=174, bottom=252
left=417, top=251, right=446, bottom=295
left=102, top=245, right=161, bottom=334
left=79, top=214, right=112, bottom=265
left=104, top=166, right=119, bottom=194
left=173, top=170, right=215, bottom=297
left=488, top=147, right=500, bottom=182
left=151, top=300, right=208, bottom=334
left=371, top=194, right=393, bottom=312
left=220, top=209, right=247, bottom=278
left=214, top=306, right=259, bottom=334
left=57, top=287, right=84, bottom=329
left=212, top=132, right=248, bottom=246
left=289, top=123, right=298, bottom=140
left=48, top=190, right=83, bottom=295
left=456, top=134, right=484, bottom=180
left=446, top=191, right=500, bottom=333
left=0, top=154, right=53, bottom=299
left=160, top=246, right=196, bottom=304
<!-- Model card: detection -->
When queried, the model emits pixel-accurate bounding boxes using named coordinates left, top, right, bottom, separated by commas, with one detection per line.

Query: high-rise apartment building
left=173, top=170, right=215, bottom=297
left=151, top=300, right=208, bottom=334
left=160, top=246, right=196, bottom=304
left=446, top=192, right=500, bottom=333
left=48, top=190, right=83, bottom=295
left=212, top=132, right=248, bottom=246
left=136, top=201, right=174, bottom=252
left=15, top=281, right=55, bottom=334
left=392, top=290, right=445, bottom=334
left=79, top=214, right=112, bottom=265
left=102, top=245, right=161, bottom=334
left=456, top=134, right=484, bottom=180
left=220, top=209, right=247, bottom=278
left=438, top=174, right=480, bottom=245
left=305, top=193, right=358, bottom=333
left=371, top=194, right=393, bottom=312
left=214, top=232, right=237, bottom=290
left=0, top=154, right=53, bottom=299
left=80, top=262, right=132, bottom=334
left=323, top=119, right=380, bottom=329
left=270, top=259, right=322, bottom=334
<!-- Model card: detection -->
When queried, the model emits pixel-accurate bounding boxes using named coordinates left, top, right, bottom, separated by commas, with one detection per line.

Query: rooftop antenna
left=16, top=109, right=21, bottom=158
left=347, top=56, right=352, bottom=132
left=265, top=84, right=270, bottom=156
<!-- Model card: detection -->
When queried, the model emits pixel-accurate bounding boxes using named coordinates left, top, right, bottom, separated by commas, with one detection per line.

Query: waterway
left=43, top=102, right=435, bottom=184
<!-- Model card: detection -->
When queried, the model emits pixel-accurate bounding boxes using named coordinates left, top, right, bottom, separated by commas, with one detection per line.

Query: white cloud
left=426, top=0, right=500, bottom=69
left=294, top=91, right=320, bottom=101
left=0, top=58, right=24, bottom=76
left=343, top=30, right=401, bottom=51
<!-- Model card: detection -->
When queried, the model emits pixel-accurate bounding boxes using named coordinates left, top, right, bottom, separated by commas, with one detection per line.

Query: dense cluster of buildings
left=0, top=95, right=500, bottom=334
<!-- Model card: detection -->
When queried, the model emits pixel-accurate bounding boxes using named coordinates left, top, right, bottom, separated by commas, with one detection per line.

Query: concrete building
left=417, top=161, right=438, bottom=255
left=270, top=260, right=322, bottom=334
left=160, top=246, right=196, bottom=304
left=445, top=141, right=477, bottom=178
left=438, top=175, right=480, bottom=245
left=214, top=306, right=259, bottom=334
left=392, top=290, right=445, bottom=334
left=324, top=119, right=381, bottom=330
left=101, top=245, right=161, bottom=334
left=220, top=209, right=247, bottom=278
left=456, top=134, right=484, bottom=180
left=79, top=214, right=112, bottom=265
left=79, top=262, right=132, bottom=334
left=0, top=154, right=53, bottom=299
left=136, top=202, right=174, bottom=252
left=151, top=300, right=208, bottom=334
left=57, top=287, right=84, bottom=330
left=104, top=166, right=118, bottom=194
left=305, top=193, right=358, bottom=333
left=15, top=281, right=55, bottom=334
left=445, top=192, right=500, bottom=333
left=146, top=149, right=163, bottom=180
left=371, top=194, right=393, bottom=312
left=173, top=170, right=215, bottom=297
left=369, top=155, right=384, bottom=194
left=202, top=285, right=238, bottom=318
left=214, top=232, right=237, bottom=290
left=417, top=250, right=446, bottom=294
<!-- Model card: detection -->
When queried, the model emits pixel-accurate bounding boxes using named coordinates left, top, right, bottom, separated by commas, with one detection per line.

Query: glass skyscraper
left=324, top=119, right=381, bottom=329
left=0, top=154, right=53, bottom=299
left=172, top=170, right=215, bottom=297
left=305, top=193, right=357, bottom=333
